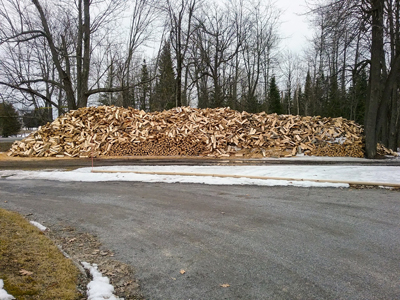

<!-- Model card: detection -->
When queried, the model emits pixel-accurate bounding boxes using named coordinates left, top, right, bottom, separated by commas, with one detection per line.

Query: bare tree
left=0, top=0, right=154, bottom=114
left=162, top=0, right=197, bottom=107
left=241, top=0, right=280, bottom=113
left=305, top=0, right=400, bottom=156
left=120, top=0, right=157, bottom=108
left=194, top=2, right=241, bottom=108
left=280, top=50, right=303, bottom=115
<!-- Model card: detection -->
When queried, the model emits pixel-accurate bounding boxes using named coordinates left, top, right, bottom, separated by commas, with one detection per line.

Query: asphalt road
left=1, top=179, right=399, bottom=300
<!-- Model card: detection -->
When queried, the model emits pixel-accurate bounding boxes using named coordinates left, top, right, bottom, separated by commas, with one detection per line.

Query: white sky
left=276, top=0, right=312, bottom=53
left=141, top=0, right=312, bottom=58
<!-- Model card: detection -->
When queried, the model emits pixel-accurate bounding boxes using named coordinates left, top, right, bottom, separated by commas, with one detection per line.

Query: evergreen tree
left=282, top=92, right=292, bottom=115
left=327, top=74, right=340, bottom=117
left=303, top=71, right=312, bottom=116
left=268, top=76, right=282, bottom=114
left=152, top=41, right=176, bottom=111
left=0, top=102, right=21, bottom=137
left=139, top=59, right=150, bottom=111
left=295, top=86, right=303, bottom=116
left=348, top=69, right=368, bottom=125
left=197, top=77, right=209, bottom=109
left=98, top=62, right=119, bottom=106
left=245, top=95, right=260, bottom=113
left=314, top=72, right=326, bottom=116
left=22, top=108, right=52, bottom=129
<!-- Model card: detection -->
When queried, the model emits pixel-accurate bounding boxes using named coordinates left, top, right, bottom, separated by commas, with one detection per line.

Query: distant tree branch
left=0, top=81, right=60, bottom=109
left=0, top=30, right=45, bottom=45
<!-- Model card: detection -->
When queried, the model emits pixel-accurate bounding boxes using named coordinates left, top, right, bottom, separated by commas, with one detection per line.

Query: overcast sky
left=275, top=0, right=313, bottom=53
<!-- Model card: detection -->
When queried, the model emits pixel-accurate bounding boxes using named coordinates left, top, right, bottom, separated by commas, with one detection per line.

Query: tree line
left=0, top=0, right=399, bottom=157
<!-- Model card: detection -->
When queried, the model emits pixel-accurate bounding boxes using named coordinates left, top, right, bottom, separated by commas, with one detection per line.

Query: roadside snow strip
left=1, top=164, right=400, bottom=188
left=81, top=262, right=121, bottom=300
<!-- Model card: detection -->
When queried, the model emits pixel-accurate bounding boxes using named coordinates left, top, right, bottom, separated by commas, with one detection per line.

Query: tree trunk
left=365, top=0, right=384, bottom=158
left=78, top=0, right=91, bottom=108
left=176, top=56, right=182, bottom=107
left=388, top=86, right=398, bottom=150
left=32, top=0, right=77, bottom=110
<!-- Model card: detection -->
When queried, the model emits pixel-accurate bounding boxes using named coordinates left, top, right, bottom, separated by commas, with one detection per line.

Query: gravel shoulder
left=45, top=223, right=143, bottom=299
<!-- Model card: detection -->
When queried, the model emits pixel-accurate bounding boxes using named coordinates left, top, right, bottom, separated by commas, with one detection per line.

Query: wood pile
left=376, top=143, right=399, bottom=157
left=310, top=143, right=364, bottom=158
left=8, top=106, right=367, bottom=158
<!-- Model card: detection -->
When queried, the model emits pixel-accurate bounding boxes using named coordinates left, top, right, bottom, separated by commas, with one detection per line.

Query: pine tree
left=349, top=69, right=368, bottom=125
left=22, top=108, right=52, bottom=129
left=296, top=86, right=303, bottom=115
left=303, top=71, right=312, bottom=116
left=327, top=74, right=340, bottom=117
left=139, top=59, right=150, bottom=111
left=152, top=41, right=176, bottom=111
left=0, top=102, right=21, bottom=137
left=314, top=72, right=326, bottom=116
left=268, top=76, right=282, bottom=114
left=245, top=95, right=260, bottom=113
left=98, top=62, right=119, bottom=106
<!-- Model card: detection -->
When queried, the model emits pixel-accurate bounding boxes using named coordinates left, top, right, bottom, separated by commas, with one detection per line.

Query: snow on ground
left=0, top=263, right=120, bottom=300
left=1, top=219, right=120, bottom=300
left=0, top=280, right=15, bottom=300
left=29, top=220, right=47, bottom=231
left=1, top=162, right=400, bottom=188
left=81, top=262, right=121, bottom=300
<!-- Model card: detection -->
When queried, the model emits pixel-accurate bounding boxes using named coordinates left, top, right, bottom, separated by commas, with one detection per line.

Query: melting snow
left=81, top=262, right=121, bottom=300
left=0, top=279, right=15, bottom=300
left=29, top=221, right=47, bottom=231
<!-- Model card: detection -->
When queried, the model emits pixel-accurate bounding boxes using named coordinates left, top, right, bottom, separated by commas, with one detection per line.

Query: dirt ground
left=45, top=222, right=144, bottom=299
left=0, top=150, right=268, bottom=171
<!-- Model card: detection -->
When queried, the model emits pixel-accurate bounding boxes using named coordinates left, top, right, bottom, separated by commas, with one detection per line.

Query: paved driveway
left=1, top=179, right=399, bottom=299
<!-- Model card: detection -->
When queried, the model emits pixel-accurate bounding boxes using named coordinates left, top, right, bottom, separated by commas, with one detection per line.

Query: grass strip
left=0, top=208, right=79, bottom=299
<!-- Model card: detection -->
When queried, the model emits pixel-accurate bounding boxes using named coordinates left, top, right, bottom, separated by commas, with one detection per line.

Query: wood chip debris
left=7, top=106, right=371, bottom=158
left=19, top=269, right=33, bottom=276
left=220, top=283, right=230, bottom=288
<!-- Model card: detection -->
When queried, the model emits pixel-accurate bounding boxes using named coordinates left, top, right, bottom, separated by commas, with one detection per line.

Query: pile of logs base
left=8, top=106, right=368, bottom=158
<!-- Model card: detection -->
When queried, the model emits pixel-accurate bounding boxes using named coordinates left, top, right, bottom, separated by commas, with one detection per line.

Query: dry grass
left=0, top=208, right=80, bottom=299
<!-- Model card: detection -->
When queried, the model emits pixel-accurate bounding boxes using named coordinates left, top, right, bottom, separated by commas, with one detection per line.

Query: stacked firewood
left=8, top=106, right=367, bottom=158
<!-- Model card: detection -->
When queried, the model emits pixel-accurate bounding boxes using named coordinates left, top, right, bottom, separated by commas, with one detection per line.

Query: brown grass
left=0, top=208, right=80, bottom=299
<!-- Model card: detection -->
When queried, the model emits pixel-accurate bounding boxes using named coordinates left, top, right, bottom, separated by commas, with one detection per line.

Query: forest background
left=0, top=0, right=399, bottom=158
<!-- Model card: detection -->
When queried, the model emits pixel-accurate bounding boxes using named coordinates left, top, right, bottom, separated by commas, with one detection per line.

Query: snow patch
left=332, top=137, right=346, bottom=144
left=81, top=262, right=121, bottom=300
left=0, top=279, right=15, bottom=300
left=29, top=221, right=47, bottom=231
